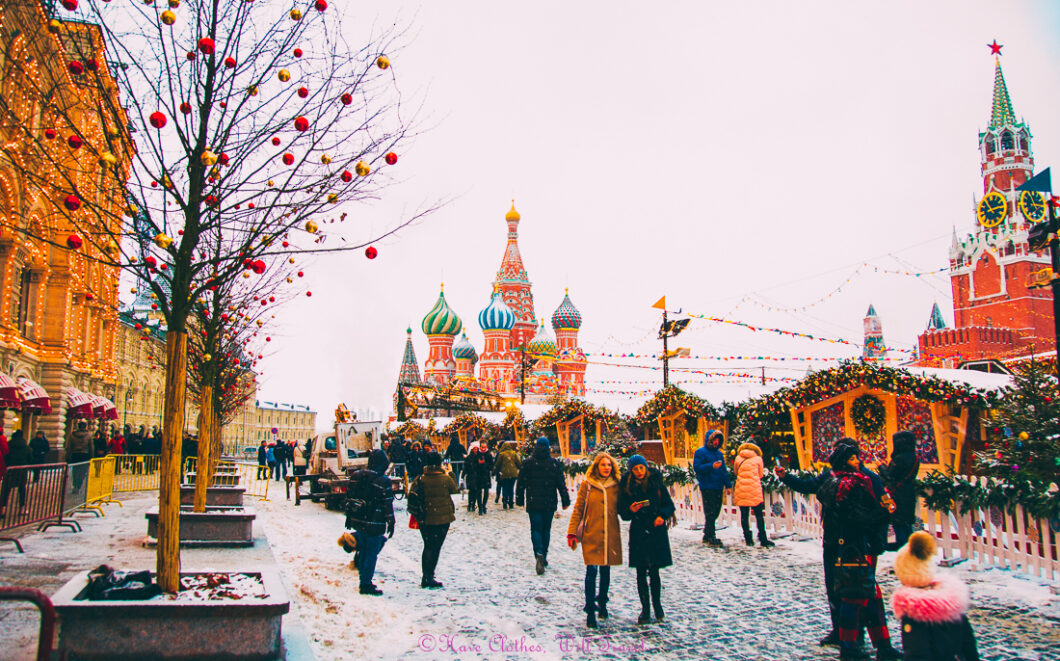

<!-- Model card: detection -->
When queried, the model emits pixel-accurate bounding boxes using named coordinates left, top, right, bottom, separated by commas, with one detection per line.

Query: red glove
left=567, top=534, right=578, bottom=550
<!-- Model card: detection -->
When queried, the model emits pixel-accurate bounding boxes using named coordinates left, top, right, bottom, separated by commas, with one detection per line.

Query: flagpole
left=662, top=308, right=669, bottom=388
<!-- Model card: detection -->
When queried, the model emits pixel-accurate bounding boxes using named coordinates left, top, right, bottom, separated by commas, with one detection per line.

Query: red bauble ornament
left=384, top=151, right=398, bottom=165
left=314, top=0, right=326, bottom=10
left=297, top=271, right=304, bottom=277
left=248, top=203, right=255, bottom=209
left=159, top=263, right=167, bottom=270
left=145, top=256, right=157, bottom=268
left=294, top=116, right=309, bottom=131
left=306, top=291, right=312, bottom=297
left=67, top=135, right=82, bottom=149
left=282, top=153, right=295, bottom=165
left=294, top=48, right=303, bottom=57
left=340, top=170, right=352, bottom=182
left=271, top=137, right=281, bottom=146
left=268, top=296, right=275, bottom=302
left=205, top=194, right=218, bottom=207
left=220, top=153, right=230, bottom=165
left=149, top=111, right=167, bottom=129
left=340, top=93, right=352, bottom=105
left=44, top=129, right=56, bottom=139
left=261, top=299, right=267, bottom=306
left=180, top=102, right=192, bottom=115
left=85, top=58, right=99, bottom=71
left=297, top=86, right=308, bottom=98
left=186, top=51, right=196, bottom=61
left=365, top=246, right=377, bottom=259
left=63, top=194, right=81, bottom=211
left=66, top=233, right=83, bottom=249
left=282, top=241, right=289, bottom=247
left=265, top=337, right=271, bottom=342
left=151, top=181, right=158, bottom=187
left=134, top=323, right=142, bottom=330
left=61, top=0, right=78, bottom=9
left=252, top=260, right=266, bottom=274
left=224, top=56, right=237, bottom=69
left=198, top=38, right=215, bottom=55
left=67, top=60, right=84, bottom=75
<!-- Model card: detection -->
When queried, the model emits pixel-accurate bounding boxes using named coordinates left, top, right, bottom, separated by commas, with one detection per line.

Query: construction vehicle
left=305, top=404, right=384, bottom=509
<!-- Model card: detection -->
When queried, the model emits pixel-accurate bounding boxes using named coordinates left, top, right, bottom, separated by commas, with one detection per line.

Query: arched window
left=1001, top=131, right=1014, bottom=151
left=984, top=136, right=996, bottom=157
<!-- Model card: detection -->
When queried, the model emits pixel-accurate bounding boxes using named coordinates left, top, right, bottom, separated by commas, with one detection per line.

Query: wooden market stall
left=634, top=386, right=729, bottom=466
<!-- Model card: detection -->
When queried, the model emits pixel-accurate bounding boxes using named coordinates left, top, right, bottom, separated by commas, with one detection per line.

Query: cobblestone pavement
left=258, top=490, right=1060, bottom=661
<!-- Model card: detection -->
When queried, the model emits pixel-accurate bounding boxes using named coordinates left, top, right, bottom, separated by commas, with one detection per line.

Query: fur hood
left=892, top=573, right=970, bottom=624
left=736, top=442, right=761, bottom=457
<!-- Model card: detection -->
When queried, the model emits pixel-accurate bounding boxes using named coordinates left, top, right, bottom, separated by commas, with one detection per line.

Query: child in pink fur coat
left=891, top=531, right=980, bottom=661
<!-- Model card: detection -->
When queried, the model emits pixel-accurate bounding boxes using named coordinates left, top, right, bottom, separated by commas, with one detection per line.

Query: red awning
left=0, top=372, right=20, bottom=410
left=91, top=395, right=118, bottom=421
left=66, top=388, right=96, bottom=419
left=17, top=378, right=51, bottom=414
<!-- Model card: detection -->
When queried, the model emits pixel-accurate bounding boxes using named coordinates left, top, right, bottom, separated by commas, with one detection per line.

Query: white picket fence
left=566, top=475, right=1059, bottom=582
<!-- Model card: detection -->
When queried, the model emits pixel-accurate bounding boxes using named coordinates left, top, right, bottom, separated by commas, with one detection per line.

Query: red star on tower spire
left=988, top=39, right=1003, bottom=56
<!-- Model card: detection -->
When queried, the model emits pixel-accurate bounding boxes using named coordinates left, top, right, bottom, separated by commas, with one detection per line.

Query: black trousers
left=740, top=503, right=768, bottom=540
left=701, top=489, right=723, bottom=540
left=419, top=523, right=450, bottom=579
left=468, top=487, right=488, bottom=512
left=823, top=544, right=840, bottom=632
left=635, top=566, right=662, bottom=611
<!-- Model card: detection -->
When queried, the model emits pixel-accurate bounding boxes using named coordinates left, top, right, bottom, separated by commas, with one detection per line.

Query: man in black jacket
left=346, top=449, right=395, bottom=595
left=443, top=435, right=466, bottom=491
left=515, top=437, right=570, bottom=575
left=881, top=430, right=920, bottom=551
left=776, top=437, right=899, bottom=658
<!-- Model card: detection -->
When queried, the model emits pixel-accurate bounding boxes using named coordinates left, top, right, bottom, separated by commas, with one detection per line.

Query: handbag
left=574, top=484, right=590, bottom=542
left=833, top=543, right=876, bottom=600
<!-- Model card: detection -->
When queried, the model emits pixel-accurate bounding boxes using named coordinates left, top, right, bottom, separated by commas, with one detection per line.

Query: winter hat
left=627, top=454, right=647, bottom=470
left=828, top=443, right=859, bottom=470
left=337, top=532, right=358, bottom=554
left=535, top=436, right=551, bottom=447
left=704, top=430, right=722, bottom=447
left=892, top=430, right=916, bottom=452
left=424, top=451, right=442, bottom=467
left=895, top=531, right=936, bottom=588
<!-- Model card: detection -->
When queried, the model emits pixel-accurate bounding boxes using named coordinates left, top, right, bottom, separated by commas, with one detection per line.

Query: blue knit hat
left=627, top=454, right=647, bottom=469
left=535, top=436, right=551, bottom=447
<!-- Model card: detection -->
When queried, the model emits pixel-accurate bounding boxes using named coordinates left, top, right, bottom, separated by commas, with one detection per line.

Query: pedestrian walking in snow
left=493, top=441, right=521, bottom=509
left=567, top=452, right=622, bottom=629
left=443, top=435, right=466, bottom=490
left=891, top=531, right=979, bottom=661
left=617, top=454, right=675, bottom=625
left=256, top=441, right=268, bottom=480
left=292, top=441, right=307, bottom=476
left=345, top=449, right=396, bottom=596
left=692, top=429, right=731, bottom=547
left=733, top=442, right=775, bottom=548
left=465, top=442, right=493, bottom=515
left=266, top=444, right=277, bottom=480
left=407, top=452, right=458, bottom=589
left=516, top=437, right=570, bottom=574
left=880, top=431, right=919, bottom=551
left=817, top=441, right=902, bottom=661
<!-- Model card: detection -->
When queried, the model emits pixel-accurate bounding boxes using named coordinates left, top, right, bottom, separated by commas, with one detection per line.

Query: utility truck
left=306, top=404, right=384, bottom=509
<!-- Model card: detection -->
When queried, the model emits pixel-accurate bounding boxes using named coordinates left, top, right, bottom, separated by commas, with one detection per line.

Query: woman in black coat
left=617, top=455, right=675, bottom=625
left=882, top=430, right=920, bottom=551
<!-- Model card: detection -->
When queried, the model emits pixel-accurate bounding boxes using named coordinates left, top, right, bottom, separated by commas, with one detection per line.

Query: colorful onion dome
left=527, top=320, right=556, bottom=357
left=452, top=333, right=478, bottom=362
left=505, top=200, right=520, bottom=222
left=478, top=289, right=516, bottom=331
left=557, top=347, right=587, bottom=362
left=551, top=289, right=582, bottom=330
left=421, top=286, right=462, bottom=336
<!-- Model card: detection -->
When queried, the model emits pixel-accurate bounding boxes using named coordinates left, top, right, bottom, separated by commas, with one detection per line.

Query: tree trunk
left=192, top=383, right=214, bottom=513
left=207, top=409, right=222, bottom=477
left=157, top=331, right=188, bottom=593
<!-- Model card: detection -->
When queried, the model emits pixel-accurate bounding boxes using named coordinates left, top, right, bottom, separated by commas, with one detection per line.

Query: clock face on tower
left=1019, top=190, right=1046, bottom=223
left=976, top=192, right=1008, bottom=228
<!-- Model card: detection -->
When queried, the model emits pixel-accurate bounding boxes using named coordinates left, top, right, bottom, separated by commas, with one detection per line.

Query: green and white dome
left=421, top=287, right=463, bottom=336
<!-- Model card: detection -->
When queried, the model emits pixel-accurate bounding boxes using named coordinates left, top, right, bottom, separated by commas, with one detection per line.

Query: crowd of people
left=255, top=438, right=311, bottom=481
left=334, top=431, right=980, bottom=661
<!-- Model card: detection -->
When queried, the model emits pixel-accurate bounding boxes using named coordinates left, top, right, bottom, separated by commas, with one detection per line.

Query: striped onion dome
left=452, top=333, right=478, bottom=362
left=551, top=290, right=582, bottom=330
left=527, top=320, right=556, bottom=357
left=478, top=290, right=516, bottom=331
left=421, top=287, right=463, bottom=336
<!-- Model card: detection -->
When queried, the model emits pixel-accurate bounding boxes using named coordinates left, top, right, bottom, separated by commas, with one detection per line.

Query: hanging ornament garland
left=851, top=394, right=886, bottom=436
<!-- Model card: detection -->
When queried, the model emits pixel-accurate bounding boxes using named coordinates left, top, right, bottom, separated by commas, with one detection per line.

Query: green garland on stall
left=441, top=413, right=500, bottom=439
left=633, top=385, right=718, bottom=426
left=394, top=421, right=428, bottom=439
left=851, top=394, right=886, bottom=436
left=535, top=398, right=608, bottom=430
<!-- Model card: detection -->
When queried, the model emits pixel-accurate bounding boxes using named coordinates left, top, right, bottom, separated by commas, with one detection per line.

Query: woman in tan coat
left=733, top=442, right=774, bottom=548
left=566, top=453, right=622, bottom=629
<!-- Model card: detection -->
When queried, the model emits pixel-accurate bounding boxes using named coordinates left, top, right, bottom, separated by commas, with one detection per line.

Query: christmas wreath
left=851, top=394, right=886, bottom=436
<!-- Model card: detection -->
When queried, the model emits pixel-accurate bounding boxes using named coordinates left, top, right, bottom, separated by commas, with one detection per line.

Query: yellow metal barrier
left=83, top=456, right=120, bottom=514
left=111, top=454, right=162, bottom=493
left=183, top=458, right=269, bottom=501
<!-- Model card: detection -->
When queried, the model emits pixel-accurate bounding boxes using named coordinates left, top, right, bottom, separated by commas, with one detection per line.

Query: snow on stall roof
left=908, top=367, right=1012, bottom=390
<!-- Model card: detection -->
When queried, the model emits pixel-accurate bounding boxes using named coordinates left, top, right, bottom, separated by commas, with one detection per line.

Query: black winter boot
left=744, top=530, right=754, bottom=546
left=636, top=574, right=651, bottom=624
left=875, top=643, right=902, bottom=660
left=597, top=601, right=608, bottom=619
left=758, top=534, right=776, bottom=548
left=586, top=610, right=597, bottom=628
left=649, top=573, right=664, bottom=621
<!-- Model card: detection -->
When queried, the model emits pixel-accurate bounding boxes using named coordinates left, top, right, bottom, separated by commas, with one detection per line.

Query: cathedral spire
left=988, top=58, right=1017, bottom=130
left=398, top=327, right=421, bottom=385
left=926, top=302, right=948, bottom=331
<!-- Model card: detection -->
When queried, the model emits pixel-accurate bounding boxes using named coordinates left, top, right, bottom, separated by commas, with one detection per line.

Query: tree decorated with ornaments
left=975, top=359, right=1060, bottom=483
left=1, top=0, right=430, bottom=591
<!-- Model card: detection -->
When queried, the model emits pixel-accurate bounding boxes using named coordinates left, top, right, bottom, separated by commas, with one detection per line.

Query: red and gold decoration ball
left=180, top=102, right=192, bottom=115
left=67, top=60, right=83, bottom=76
left=282, top=153, right=295, bottom=165
left=67, top=135, right=82, bottom=149
left=340, top=93, right=352, bottom=105
left=365, top=246, right=377, bottom=259
left=197, top=37, right=215, bottom=55
left=66, top=233, right=83, bottom=250
left=340, top=170, right=352, bottom=182
left=61, top=0, right=77, bottom=10
left=314, top=0, right=326, bottom=11
left=149, top=111, right=167, bottom=129
left=297, top=87, right=309, bottom=98
left=384, top=152, right=398, bottom=165
left=63, top=194, right=81, bottom=211
left=224, top=57, right=237, bottom=69
left=294, top=116, right=309, bottom=131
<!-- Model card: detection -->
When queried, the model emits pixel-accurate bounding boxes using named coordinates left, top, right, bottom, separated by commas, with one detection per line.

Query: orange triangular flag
left=651, top=296, right=666, bottom=310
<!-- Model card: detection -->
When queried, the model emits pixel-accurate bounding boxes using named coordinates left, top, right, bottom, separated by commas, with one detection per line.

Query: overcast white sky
left=251, top=1, right=1060, bottom=428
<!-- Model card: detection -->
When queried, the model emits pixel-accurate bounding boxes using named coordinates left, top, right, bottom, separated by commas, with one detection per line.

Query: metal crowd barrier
left=0, top=587, right=57, bottom=661
left=111, top=454, right=162, bottom=493
left=183, top=458, right=270, bottom=501
left=82, top=456, right=120, bottom=514
left=0, top=464, right=74, bottom=553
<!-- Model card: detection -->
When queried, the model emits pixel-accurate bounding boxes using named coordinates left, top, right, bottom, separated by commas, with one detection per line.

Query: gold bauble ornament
left=210, top=166, right=220, bottom=178
left=1019, top=431, right=1029, bottom=440
left=256, top=320, right=263, bottom=327
left=203, top=354, right=212, bottom=362
left=267, top=180, right=275, bottom=187
left=327, top=193, right=338, bottom=203
left=168, top=0, right=179, bottom=6
left=278, top=69, right=291, bottom=82
left=160, top=10, right=176, bottom=25
left=48, top=19, right=63, bottom=34
left=242, top=271, right=251, bottom=278
left=376, top=55, right=390, bottom=70
left=354, top=160, right=370, bottom=176
left=99, top=152, right=117, bottom=167
left=200, top=150, right=218, bottom=165
left=290, top=8, right=302, bottom=20
left=304, top=220, right=318, bottom=233
left=247, top=85, right=259, bottom=97
left=288, top=257, right=295, bottom=264
left=153, top=233, right=173, bottom=249
left=286, top=277, right=293, bottom=283
left=320, top=153, right=332, bottom=164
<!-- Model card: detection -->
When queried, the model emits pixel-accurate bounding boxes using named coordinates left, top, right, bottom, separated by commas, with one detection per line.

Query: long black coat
left=516, top=446, right=570, bottom=512
left=882, top=436, right=920, bottom=526
left=783, top=465, right=890, bottom=555
left=617, top=467, right=675, bottom=569
left=345, top=450, right=395, bottom=537
left=817, top=468, right=890, bottom=555
left=464, top=448, right=493, bottom=490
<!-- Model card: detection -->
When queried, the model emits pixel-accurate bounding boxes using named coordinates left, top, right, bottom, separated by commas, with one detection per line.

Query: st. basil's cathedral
left=395, top=203, right=587, bottom=411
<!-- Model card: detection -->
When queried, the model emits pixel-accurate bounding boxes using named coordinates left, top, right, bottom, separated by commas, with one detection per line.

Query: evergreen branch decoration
left=851, top=394, right=886, bottom=436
